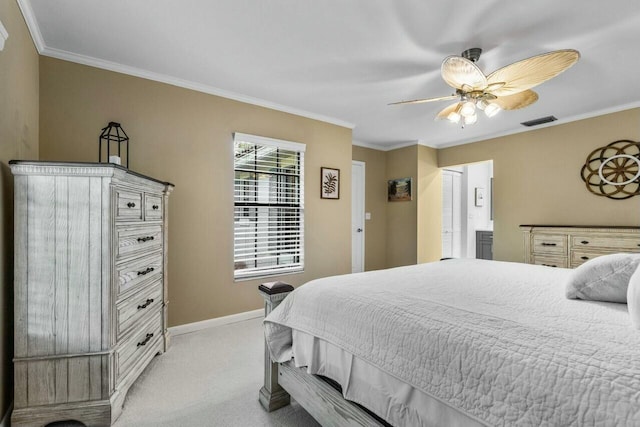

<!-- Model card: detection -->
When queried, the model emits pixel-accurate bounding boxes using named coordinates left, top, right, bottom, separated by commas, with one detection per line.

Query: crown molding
left=353, top=138, right=438, bottom=152
left=39, top=46, right=355, bottom=129
left=352, top=139, right=387, bottom=151
left=435, top=101, right=640, bottom=149
left=16, top=0, right=45, bottom=52
left=16, top=0, right=354, bottom=130
left=385, top=140, right=422, bottom=151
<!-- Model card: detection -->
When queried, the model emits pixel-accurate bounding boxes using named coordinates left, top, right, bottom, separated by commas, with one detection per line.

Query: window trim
left=233, top=132, right=305, bottom=281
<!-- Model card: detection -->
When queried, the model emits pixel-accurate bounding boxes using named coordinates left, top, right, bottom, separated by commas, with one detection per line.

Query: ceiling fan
left=390, top=48, right=580, bottom=125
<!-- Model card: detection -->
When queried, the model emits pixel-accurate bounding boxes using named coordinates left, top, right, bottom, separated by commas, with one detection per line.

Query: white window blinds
left=233, top=133, right=305, bottom=280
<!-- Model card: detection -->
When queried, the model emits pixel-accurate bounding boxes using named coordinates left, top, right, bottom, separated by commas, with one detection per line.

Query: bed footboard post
left=258, top=282, right=294, bottom=412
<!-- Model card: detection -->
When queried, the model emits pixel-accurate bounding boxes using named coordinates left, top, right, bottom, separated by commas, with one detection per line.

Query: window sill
left=234, top=269, right=304, bottom=283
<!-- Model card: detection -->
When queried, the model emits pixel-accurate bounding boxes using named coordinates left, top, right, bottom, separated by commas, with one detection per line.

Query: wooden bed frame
left=258, top=284, right=387, bottom=426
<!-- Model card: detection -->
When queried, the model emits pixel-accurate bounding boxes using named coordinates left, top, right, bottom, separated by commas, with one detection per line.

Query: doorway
left=442, top=169, right=463, bottom=258
left=441, top=161, right=493, bottom=259
left=351, top=161, right=365, bottom=273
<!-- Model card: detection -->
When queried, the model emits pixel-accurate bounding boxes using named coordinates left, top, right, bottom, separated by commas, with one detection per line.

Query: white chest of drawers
left=520, top=225, right=640, bottom=268
left=10, top=161, right=174, bottom=427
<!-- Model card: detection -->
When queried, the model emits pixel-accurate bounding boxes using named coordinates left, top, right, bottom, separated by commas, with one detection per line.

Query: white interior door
left=442, top=169, right=462, bottom=258
left=351, top=161, right=365, bottom=273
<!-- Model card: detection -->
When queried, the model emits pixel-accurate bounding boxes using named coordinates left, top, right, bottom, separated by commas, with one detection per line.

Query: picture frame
left=475, top=187, right=485, bottom=207
left=388, top=177, right=412, bottom=202
left=321, top=167, right=340, bottom=199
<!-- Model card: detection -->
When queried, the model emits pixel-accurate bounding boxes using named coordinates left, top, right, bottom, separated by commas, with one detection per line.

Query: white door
left=352, top=161, right=365, bottom=273
left=442, top=169, right=462, bottom=258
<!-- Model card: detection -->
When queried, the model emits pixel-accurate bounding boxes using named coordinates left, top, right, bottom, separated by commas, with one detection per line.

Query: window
left=233, top=133, right=305, bottom=280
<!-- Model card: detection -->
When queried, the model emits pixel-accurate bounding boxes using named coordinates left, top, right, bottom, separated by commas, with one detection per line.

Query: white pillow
left=627, top=264, right=640, bottom=329
left=565, top=253, right=640, bottom=303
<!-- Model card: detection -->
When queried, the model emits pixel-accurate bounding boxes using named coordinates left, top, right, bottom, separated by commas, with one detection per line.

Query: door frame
left=351, top=160, right=365, bottom=273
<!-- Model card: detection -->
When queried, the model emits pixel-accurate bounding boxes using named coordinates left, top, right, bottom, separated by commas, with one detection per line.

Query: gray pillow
left=627, top=264, right=640, bottom=329
left=565, top=253, right=640, bottom=303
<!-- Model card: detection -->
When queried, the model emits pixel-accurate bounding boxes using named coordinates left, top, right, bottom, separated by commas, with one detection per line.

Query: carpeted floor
left=108, top=317, right=319, bottom=427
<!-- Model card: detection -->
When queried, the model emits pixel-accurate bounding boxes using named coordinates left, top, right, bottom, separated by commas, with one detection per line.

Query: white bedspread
left=264, top=259, right=640, bottom=426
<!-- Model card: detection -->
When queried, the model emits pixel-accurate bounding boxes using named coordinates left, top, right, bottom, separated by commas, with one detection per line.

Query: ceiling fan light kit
left=391, top=47, right=580, bottom=126
left=446, top=105, right=463, bottom=124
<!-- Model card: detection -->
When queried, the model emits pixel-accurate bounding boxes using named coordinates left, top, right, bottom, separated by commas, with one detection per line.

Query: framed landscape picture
left=388, top=177, right=412, bottom=201
left=321, top=167, right=340, bottom=199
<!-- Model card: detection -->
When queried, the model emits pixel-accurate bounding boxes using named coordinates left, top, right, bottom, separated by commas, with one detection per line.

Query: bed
left=259, top=259, right=640, bottom=426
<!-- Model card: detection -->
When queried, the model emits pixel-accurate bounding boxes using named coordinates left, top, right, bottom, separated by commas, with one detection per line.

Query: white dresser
left=10, top=161, right=174, bottom=427
left=520, top=225, right=640, bottom=268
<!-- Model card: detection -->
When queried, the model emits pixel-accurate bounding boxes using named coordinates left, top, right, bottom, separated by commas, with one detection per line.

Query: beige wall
left=416, top=145, right=442, bottom=263
left=0, top=0, right=39, bottom=418
left=385, top=146, right=419, bottom=267
left=352, top=146, right=387, bottom=271
left=354, top=144, right=442, bottom=269
left=439, top=108, right=640, bottom=262
left=39, top=57, right=353, bottom=327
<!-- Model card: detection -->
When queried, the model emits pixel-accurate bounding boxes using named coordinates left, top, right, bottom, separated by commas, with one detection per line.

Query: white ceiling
left=19, top=0, right=640, bottom=149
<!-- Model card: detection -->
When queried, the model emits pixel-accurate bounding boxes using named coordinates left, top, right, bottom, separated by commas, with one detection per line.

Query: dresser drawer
left=117, top=252, right=163, bottom=297
left=532, top=234, right=567, bottom=255
left=115, top=310, right=162, bottom=383
left=532, top=255, right=567, bottom=268
left=115, top=225, right=163, bottom=261
left=116, top=281, right=163, bottom=340
left=115, top=188, right=143, bottom=221
left=571, top=235, right=640, bottom=251
left=145, top=193, right=163, bottom=221
left=571, top=249, right=640, bottom=268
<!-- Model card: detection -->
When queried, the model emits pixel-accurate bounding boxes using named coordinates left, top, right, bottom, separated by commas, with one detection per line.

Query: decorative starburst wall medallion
left=581, top=140, right=640, bottom=199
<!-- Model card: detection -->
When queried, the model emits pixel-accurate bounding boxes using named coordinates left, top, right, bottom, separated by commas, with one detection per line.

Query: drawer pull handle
left=541, top=243, right=557, bottom=246
left=542, top=264, right=557, bottom=268
left=152, top=204, right=159, bottom=210
left=137, top=267, right=155, bottom=276
left=137, top=333, right=154, bottom=347
left=137, top=236, right=155, bottom=243
left=581, top=240, right=589, bottom=245
left=127, top=202, right=136, bottom=208
left=137, top=298, right=155, bottom=310
left=580, top=256, right=589, bottom=260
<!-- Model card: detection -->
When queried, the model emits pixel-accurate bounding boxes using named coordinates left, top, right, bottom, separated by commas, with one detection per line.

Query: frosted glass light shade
left=447, top=111, right=461, bottom=123
left=464, top=114, right=478, bottom=125
left=484, top=103, right=501, bottom=117
left=460, top=101, right=476, bottom=117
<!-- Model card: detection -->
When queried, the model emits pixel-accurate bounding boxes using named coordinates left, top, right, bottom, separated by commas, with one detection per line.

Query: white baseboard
left=0, top=402, right=12, bottom=427
left=168, top=308, right=263, bottom=336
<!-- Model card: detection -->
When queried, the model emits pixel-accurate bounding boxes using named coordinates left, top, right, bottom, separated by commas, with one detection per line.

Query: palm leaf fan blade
left=486, top=49, right=580, bottom=97
left=441, top=56, right=488, bottom=90
left=492, top=90, right=539, bottom=110
left=388, top=95, right=457, bottom=106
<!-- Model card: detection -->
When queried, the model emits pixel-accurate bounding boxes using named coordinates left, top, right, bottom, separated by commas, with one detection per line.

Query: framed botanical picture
left=388, top=177, right=412, bottom=202
left=321, top=167, right=340, bottom=199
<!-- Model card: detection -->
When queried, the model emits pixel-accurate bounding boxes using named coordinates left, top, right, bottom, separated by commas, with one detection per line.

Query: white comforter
left=264, top=259, right=640, bottom=426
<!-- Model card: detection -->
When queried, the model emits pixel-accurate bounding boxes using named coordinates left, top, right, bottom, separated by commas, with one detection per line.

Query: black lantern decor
left=99, top=122, right=130, bottom=168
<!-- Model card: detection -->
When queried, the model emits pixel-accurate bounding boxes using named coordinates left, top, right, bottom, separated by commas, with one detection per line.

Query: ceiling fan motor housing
left=461, top=48, right=482, bottom=62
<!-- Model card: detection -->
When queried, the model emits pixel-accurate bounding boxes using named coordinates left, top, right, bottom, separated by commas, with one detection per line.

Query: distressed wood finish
left=10, top=161, right=173, bottom=426
left=520, top=225, right=640, bottom=268
left=278, top=362, right=386, bottom=427
left=258, top=284, right=387, bottom=426
left=258, top=286, right=292, bottom=412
